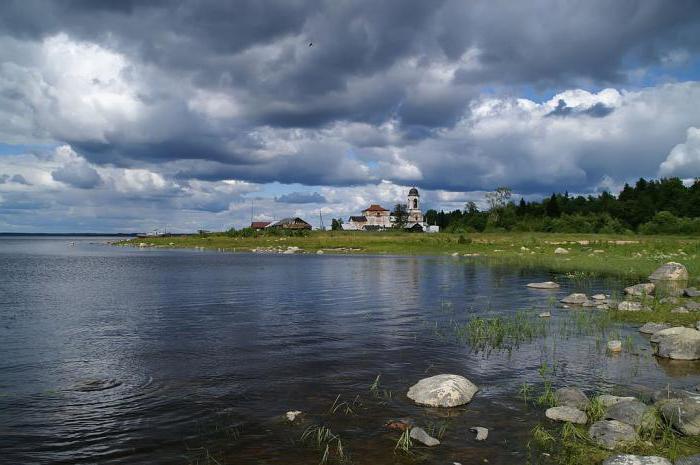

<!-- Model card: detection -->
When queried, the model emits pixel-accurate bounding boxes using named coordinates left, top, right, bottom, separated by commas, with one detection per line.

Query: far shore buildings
left=344, top=187, right=437, bottom=232
left=250, top=218, right=311, bottom=230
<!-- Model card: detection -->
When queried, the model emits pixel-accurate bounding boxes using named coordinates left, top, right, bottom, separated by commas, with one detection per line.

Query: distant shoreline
left=0, top=232, right=138, bottom=237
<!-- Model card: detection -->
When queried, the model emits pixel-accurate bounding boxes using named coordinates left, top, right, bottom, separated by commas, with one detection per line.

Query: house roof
left=349, top=216, right=367, bottom=222
left=251, top=221, right=271, bottom=228
left=269, top=217, right=311, bottom=227
left=363, top=204, right=389, bottom=212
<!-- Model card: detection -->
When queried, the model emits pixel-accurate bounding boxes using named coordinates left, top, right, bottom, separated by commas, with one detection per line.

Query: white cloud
left=659, top=127, right=700, bottom=177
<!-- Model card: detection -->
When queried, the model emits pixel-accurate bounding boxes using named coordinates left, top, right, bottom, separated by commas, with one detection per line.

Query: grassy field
left=122, top=231, right=700, bottom=283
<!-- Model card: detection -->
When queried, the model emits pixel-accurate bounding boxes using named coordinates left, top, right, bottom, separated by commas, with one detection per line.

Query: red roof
left=363, top=204, right=389, bottom=212
left=251, top=221, right=271, bottom=229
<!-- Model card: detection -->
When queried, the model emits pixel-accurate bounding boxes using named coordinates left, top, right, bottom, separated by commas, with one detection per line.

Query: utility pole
left=319, top=210, right=324, bottom=231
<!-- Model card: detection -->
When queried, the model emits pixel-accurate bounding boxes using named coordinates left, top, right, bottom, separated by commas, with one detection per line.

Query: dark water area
left=1, top=237, right=698, bottom=465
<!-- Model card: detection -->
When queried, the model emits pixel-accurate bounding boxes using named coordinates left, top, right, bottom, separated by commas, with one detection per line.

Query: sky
left=1, top=0, right=700, bottom=232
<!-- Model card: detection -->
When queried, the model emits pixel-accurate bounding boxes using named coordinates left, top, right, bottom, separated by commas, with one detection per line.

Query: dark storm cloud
left=275, top=192, right=327, bottom=204
left=1, top=0, right=700, bottom=193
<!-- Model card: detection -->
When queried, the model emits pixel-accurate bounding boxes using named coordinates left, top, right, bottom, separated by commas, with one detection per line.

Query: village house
left=266, top=217, right=312, bottom=230
left=250, top=221, right=271, bottom=230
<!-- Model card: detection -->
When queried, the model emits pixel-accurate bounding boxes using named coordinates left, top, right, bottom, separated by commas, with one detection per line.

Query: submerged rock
left=385, top=418, right=414, bottom=431
left=554, top=387, right=590, bottom=410
left=526, top=281, right=560, bottom=289
left=649, top=262, right=689, bottom=281
left=639, top=323, right=671, bottom=335
left=470, top=426, right=488, bottom=441
left=538, top=311, right=552, bottom=318
left=625, top=283, right=656, bottom=296
left=589, top=420, right=638, bottom=450
left=650, top=327, right=700, bottom=360
left=652, top=387, right=696, bottom=404
left=561, top=293, right=588, bottom=305
left=602, top=456, right=671, bottom=465
left=605, top=400, right=655, bottom=430
left=658, top=398, right=700, bottom=436
left=545, top=406, right=588, bottom=424
left=409, top=427, right=440, bottom=446
left=407, top=374, right=478, bottom=407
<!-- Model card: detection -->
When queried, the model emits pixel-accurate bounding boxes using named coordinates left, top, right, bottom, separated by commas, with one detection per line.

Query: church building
left=345, top=187, right=434, bottom=231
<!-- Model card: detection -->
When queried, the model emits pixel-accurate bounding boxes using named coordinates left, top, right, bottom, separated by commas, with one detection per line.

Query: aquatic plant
left=394, top=429, right=412, bottom=454
left=300, top=424, right=349, bottom=464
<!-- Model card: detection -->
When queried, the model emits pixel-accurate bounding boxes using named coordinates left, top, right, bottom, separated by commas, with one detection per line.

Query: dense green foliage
left=426, top=177, right=700, bottom=234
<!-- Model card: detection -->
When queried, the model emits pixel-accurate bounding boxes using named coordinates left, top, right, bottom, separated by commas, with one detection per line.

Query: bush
left=458, top=234, right=472, bottom=244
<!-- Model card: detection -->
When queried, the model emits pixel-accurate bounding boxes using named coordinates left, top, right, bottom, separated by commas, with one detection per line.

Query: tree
left=331, top=218, right=343, bottom=231
left=545, top=193, right=561, bottom=217
left=485, top=186, right=511, bottom=225
left=392, top=203, right=408, bottom=228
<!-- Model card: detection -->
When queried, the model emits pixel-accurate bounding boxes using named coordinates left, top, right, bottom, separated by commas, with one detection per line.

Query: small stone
left=407, top=374, right=478, bottom=407
left=602, top=455, right=671, bottom=465
left=660, top=297, right=679, bottom=305
left=624, top=283, right=655, bottom=297
left=316, top=250, right=324, bottom=254
left=409, top=427, right=440, bottom=446
left=671, top=306, right=689, bottom=314
left=554, top=247, right=569, bottom=254
left=608, top=340, right=623, bottom=353
left=527, top=281, right=560, bottom=289
left=561, top=293, right=588, bottom=305
left=592, top=294, right=607, bottom=301
left=597, top=395, right=637, bottom=408
left=583, top=300, right=598, bottom=307
left=470, top=426, right=489, bottom=441
left=539, top=311, right=552, bottom=318
left=639, top=323, right=671, bottom=334
left=684, top=288, right=700, bottom=298
left=554, top=387, right=590, bottom=410
left=597, top=304, right=610, bottom=310
left=286, top=410, right=302, bottom=422
left=649, top=262, right=689, bottom=281
left=605, top=400, right=655, bottom=430
left=675, top=454, right=700, bottom=465
left=618, top=301, right=644, bottom=312
left=546, top=406, right=588, bottom=424
left=594, top=249, right=605, bottom=253
left=451, top=252, right=460, bottom=257
left=589, top=420, right=638, bottom=450
left=686, top=301, right=700, bottom=311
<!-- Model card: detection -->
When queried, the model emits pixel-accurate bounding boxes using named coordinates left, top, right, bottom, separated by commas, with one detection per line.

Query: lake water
left=1, top=237, right=698, bottom=464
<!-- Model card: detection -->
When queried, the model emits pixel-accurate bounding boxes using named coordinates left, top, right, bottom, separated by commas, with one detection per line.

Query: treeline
left=426, top=177, right=700, bottom=234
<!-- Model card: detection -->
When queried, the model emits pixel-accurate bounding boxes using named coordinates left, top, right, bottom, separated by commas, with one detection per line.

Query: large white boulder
left=649, top=262, right=689, bottom=281
left=650, top=327, right=700, bottom=360
left=406, top=374, right=478, bottom=407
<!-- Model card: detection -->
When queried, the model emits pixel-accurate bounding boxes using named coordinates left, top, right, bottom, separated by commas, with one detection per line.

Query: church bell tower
left=407, top=187, right=423, bottom=224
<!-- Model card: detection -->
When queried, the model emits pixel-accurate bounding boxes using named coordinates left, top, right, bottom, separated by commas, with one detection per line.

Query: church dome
left=408, top=187, right=419, bottom=196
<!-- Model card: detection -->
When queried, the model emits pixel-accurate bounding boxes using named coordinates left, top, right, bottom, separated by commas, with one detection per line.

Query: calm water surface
left=1, top=237, right=698, bottom=464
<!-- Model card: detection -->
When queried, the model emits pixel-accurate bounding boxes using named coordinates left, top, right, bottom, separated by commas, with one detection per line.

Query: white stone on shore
left=592, top=294, right=607, bottom=300
left=624, top=283, right=655, bottom=296
left=407, top=374, right=478, bottom=407
left=554, top=247, right=569, bottom=254
left=602, top=455, right=671, bottom=465
left=649, top=262, right=689, bottom=281
left=545, top=406, right=588, bottom=424
left=639, top=322, right=671, bottom=334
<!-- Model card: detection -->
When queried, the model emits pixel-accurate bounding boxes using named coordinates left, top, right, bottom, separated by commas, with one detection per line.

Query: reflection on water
left=0, top=237, right=698, bottom=465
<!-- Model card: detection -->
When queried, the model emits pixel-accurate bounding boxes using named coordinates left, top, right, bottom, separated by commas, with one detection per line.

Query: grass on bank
left=122, top=231, right=700, bottom=282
